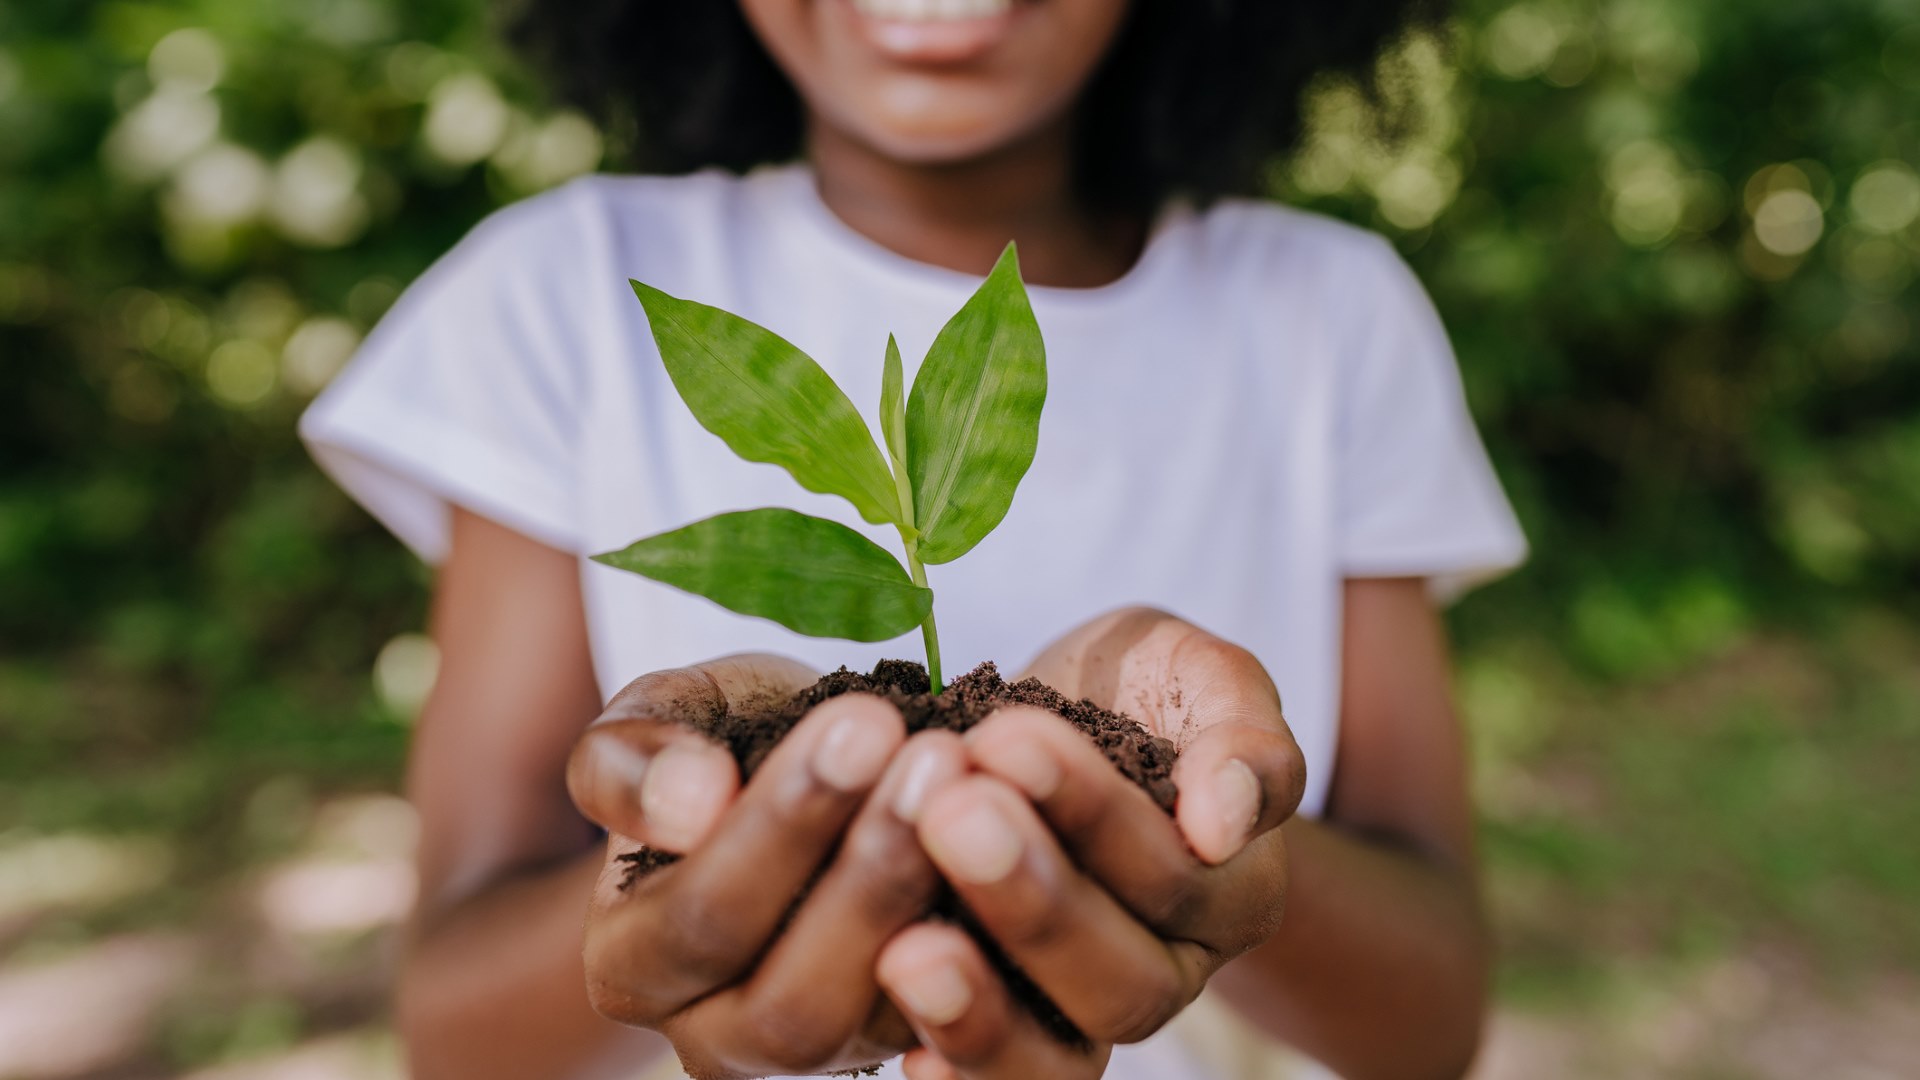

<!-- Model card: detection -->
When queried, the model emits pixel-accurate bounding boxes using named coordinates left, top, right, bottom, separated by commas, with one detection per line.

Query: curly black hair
left=508, top=1, right=1443, bottom=211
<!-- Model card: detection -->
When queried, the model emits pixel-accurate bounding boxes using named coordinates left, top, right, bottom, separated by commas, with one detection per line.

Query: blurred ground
left=4, top=621, right=1916, bottom=1079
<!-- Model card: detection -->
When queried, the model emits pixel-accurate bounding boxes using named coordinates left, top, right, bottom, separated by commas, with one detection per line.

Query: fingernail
left=891, top=962, right=972, bottom=1026
left=925, top=800, right=1023, bottom=884
left=892, top=743, right=946, bottom=823
left=1215, top=758, right=1262, bottom=855
left=812, top=706, right=895, bottom=792
left=641, top=743, right=726, bottom=850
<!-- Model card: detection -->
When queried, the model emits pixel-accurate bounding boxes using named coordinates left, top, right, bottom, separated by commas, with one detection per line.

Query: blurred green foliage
left=1, top=0, right=1918, bottom=1031
left=1276, top=0, right=1920, bottom=675
left=0, top=0, right=580, bottom=794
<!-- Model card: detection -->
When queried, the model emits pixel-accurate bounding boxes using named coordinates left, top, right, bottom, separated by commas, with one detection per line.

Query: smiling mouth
left=852, top=0, right=1015, bottom=17
left=844, top=0, right=1026, bottom=64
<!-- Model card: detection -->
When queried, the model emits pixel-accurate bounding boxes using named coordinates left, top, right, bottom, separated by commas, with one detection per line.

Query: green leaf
left=592, top=508, right=933, bottom=642
left=906, top=242, right=1047, bottom=564
left=881, top=334, right=908, bottom=467
left=880, top=334, right=916, bottom=529
left=631, top=281, right=901, bottom=526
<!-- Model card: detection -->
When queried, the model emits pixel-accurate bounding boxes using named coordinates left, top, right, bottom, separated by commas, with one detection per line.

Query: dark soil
left=616, top=660, right=1179, bottom=1049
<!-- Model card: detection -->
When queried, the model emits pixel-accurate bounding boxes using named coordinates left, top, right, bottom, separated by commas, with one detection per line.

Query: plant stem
left=904, top=543, right=943, bottom=695
left=891, top=447, right=942, bottom=695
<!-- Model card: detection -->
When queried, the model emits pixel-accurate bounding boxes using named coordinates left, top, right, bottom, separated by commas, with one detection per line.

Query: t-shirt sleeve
left=1334, top=235, right=1527, bottom=600
left=298, top=184, right=597, bottom=563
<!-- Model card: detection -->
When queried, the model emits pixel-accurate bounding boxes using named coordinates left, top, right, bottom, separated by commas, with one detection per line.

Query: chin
left=741, top=0, right=1128, bottom=167
left=836, top=81, right=1046, bottom=164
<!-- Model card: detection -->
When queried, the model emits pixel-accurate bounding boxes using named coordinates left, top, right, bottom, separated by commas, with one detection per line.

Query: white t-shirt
left=301, top=164, right=1524, bottom=1079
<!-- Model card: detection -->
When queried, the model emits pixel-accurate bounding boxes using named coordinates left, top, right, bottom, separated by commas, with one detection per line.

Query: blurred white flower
left=271, top=137, right=370, bottom=248
left=375, top=633, right=439, bottom=720
left=424, top=73, right=509, bottom=166
left=148, top=28, right=225, bottom=93
left=282, top=315, right=362, bottom=395
left=103, top=84, right=221, bottom=181
left=1850, top=163, right=1920, bottom=235
left=1753, top=189, right=1824, bottom=257
left=1484, top=4, right=1562, bottom=80
left=1374, top=155, right=1462, bottom=231
left=1606, top=140, right=1686, bottom=247
left=1286, top=32, right=1464, bottom=231
left=494, top=110, right=604, bottom=191
left=164, top=142, right=269, bottom=227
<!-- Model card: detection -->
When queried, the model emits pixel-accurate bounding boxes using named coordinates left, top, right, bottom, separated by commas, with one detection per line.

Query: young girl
left=301, top=2, right=1526, bottom=1077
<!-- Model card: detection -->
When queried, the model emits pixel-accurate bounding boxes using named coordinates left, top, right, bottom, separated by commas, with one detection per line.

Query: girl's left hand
left=876, top=608, right=1306, bottom=1079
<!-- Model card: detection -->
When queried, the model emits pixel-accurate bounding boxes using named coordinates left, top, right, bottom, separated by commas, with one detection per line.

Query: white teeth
left=852, top=0, right=1012, bottom=22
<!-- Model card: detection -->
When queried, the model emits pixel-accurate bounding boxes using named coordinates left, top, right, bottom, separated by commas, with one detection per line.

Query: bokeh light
left=1753, top=189, right=1825, bottom=257
left=148, top=27, right=225, bottom=93
left=423, top=72, right=509, bottom=167
left=282, top=316, right=363, bottom=396
left=206, top=339, right=279, bottom=407
left=103, top=84, right=220, bottom=180
left=374, top=633, right=440, bottom=720
left=271, top=137, right=371, bottom=248
left=1850, top=163, right=1920, bottom=234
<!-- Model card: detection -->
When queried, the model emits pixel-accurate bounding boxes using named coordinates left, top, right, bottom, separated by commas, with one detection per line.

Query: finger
left=902, top=1049, right=961, bottom=1080
left=1013, top=610, right=1307, bottom=862
left=672, top=731, right=969, bottom=1076
left=917, top=777, right=1208, bottom=1045
left=966, top=708, right=1286, bottom=955
left=1170, top=718, right=1304, bottom=865
left=568, top=656, right=817, bottom=850
left=880, top=923, right=1112, bottom=1080
left=604, top=653, right=821, bottom=727
left=1017, top=605, right=1296, bottom=767
left=591, top=693, right=906, bottom=1017
left=569, top=715, right=739, bottom=851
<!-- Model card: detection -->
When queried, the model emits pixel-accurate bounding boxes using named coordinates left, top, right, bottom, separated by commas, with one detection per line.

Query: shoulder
left=1181, top=197, right=1412, bottom=289
left=437, top=167, right=785, bottom=274
left=1172, top=198, right=1441, bottom=354
left=555, top=167, right=768, bottom=232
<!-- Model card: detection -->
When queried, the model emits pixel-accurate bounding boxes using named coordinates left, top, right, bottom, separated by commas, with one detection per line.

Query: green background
left=2, top=0, right=1917, bottom=1076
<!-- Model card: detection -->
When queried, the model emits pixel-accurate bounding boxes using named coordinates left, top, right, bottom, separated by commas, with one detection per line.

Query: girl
left=301, top=1, right=1526, bottom=1077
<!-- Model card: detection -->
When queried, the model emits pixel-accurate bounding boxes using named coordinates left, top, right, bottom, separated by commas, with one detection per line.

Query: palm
left=1019, top=607, right=1286, bottom=746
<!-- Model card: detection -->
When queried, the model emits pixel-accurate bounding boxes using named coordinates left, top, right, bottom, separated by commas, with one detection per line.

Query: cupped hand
left=879, top=922, right=1113, bottom=1080
left=567, top=655, right=964, bottom=1078
left=878, top=609, right=1305, bottom=1075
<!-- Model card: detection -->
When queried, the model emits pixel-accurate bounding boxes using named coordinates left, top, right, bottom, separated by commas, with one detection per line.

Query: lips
left=853, top=0, right=1014, bottom=16
left=844, top=0, right=1024, bottom=65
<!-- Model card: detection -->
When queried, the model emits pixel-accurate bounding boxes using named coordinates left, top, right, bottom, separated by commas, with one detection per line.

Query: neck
left=805, top=119, right=1147, bottom=289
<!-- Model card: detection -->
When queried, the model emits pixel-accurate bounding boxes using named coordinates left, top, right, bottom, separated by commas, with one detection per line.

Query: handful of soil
left=617, top=660, right=1179, bottom=1047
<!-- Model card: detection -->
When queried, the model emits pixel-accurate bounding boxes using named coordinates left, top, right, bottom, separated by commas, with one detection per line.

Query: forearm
left=1210, top=816, right=1488, bottom=1080
left=399, top=848, right=670, bottom=1080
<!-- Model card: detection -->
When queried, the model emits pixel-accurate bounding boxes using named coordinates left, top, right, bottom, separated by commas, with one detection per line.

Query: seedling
left=594, top=243, right=1044, bottom=694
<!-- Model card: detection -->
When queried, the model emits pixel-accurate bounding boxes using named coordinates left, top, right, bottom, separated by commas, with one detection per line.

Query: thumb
left=568, top=656, right=816, bottom=851
left=567, top=715, right=740, bottom=853
left=1171, top=720, right=1305, bottom=865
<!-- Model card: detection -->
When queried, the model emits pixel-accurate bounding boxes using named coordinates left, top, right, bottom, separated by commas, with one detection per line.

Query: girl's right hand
left=567, top=655, right=967, bottom=1079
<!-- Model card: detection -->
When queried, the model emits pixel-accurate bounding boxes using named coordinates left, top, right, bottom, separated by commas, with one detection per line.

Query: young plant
left=593, top=243, right=1045, bottom=694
